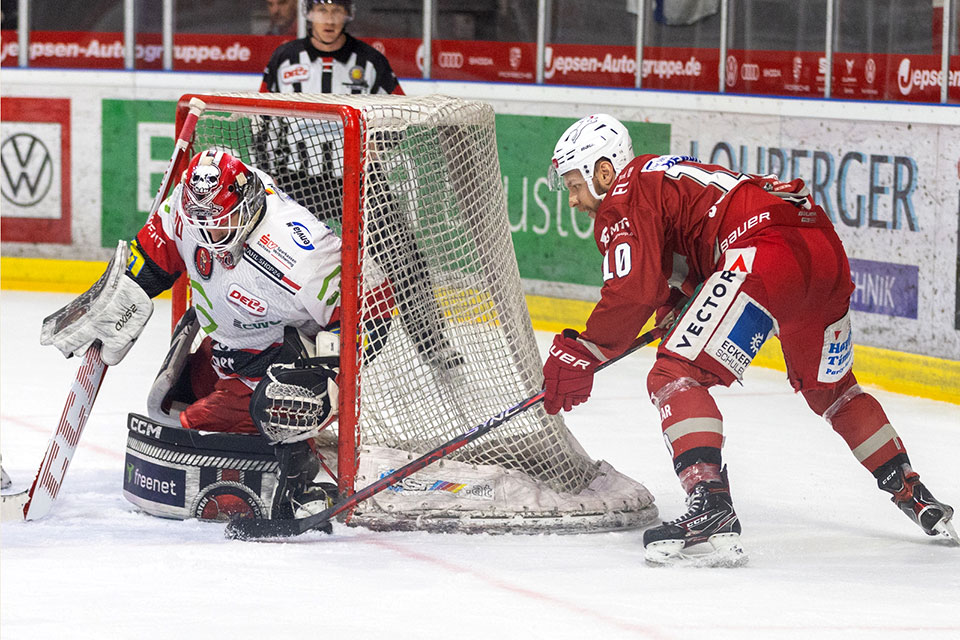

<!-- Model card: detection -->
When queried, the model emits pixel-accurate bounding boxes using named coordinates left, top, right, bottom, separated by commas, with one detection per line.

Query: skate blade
left=644, top=532, right=748, bottom=568
left=933, top=518, right=960, bottom=546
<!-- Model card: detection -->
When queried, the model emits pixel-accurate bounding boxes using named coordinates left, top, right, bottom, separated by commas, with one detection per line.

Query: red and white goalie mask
left=179, top=150, right=266, bottom=262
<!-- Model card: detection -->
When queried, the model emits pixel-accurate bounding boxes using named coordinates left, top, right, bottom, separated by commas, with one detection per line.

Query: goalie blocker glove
left=542, top=328, right=603, bottom=415
left=40, top=241, right=153, bottom=366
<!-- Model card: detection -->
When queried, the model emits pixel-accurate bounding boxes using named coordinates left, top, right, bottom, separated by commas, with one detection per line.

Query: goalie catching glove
left=40, top=241, right=153, bottom=366
left=250, top=331, right=340, bottom=446
left=542, top=328, right=603, bottom=415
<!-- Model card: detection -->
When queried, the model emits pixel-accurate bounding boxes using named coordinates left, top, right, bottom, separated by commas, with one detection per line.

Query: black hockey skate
left=877, top=461, right=958, bottom=544
left=271, top=442, right=334, bottom=526
left=643, top=468, right=747, bottom=567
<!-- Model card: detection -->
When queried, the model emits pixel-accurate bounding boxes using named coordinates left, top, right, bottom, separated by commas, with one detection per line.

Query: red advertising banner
left=1, top=31, right=956, bottom=103
left=725, top=49, right=826, bottom=98
left=0, top=97, right=73, bottom=244
left=432, top=39, right=536, bottom=83
left=0, top=31, right=290, bottom=73
left=726, top=49, right=960, bottom=102
left=544, top=43, right=718, bottom=92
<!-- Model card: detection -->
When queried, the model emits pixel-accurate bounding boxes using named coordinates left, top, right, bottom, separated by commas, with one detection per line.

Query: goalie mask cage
left=171, top=92, right=657, bottom=533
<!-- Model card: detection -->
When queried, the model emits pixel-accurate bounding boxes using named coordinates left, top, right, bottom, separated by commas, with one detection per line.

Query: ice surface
left=2, top=290, right=958, bottom=639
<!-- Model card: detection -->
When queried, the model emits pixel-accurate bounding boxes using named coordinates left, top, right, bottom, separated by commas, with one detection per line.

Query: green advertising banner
left=495, top=114, right=669, bottom=288
left=101, top=99, right=177, bottom=246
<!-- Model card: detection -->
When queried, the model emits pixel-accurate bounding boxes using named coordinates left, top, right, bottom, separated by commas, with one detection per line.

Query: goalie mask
left=547, top=113, right=634, bottom=201
left=179, top=150, right=266, bottom=264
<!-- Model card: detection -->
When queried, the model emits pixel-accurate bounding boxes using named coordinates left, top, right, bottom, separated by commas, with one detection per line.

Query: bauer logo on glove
left=542, top=328, right=603, bottom=415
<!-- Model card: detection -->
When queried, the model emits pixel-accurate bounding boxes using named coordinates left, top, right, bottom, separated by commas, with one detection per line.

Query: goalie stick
left=0, top=346, right=107, bottom=521
left=0, top=98, right=208, bottom=523
left=224, top=325, right=667, bottom=541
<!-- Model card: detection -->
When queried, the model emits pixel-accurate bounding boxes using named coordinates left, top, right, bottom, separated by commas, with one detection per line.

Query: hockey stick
left=0, top=99, right=207, bottom=523
left=225, top=325, right=666, bottom=541
left=0, top=346, right=107, bottom=521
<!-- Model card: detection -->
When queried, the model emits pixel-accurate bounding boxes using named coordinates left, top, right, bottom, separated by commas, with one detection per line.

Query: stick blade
left=224, top=515, right=332, bottom=541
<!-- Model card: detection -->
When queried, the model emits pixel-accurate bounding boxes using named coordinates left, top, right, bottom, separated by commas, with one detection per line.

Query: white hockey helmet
left=548, top=114, right=634, bottom=200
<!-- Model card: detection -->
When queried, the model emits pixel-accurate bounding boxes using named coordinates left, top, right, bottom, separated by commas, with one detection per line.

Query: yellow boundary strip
left=1, top=256, right=171, bottom=298
left=526, top=293, right=960, bottom=406
left=3, top=257, right=955, bottom=404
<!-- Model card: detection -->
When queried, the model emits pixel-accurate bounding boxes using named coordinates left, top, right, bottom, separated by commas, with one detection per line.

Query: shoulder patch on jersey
left=599, top=216, right=632, bottom=247
left=642, top=155, right=699, bottom=173
left=195, top=246, right=213, bottom=280
left=287, top=221, right=315, bottom=251
left=281, top=63, right=310, bottom=84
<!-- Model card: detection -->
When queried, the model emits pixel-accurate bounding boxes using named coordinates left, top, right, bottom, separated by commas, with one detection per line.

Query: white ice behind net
left=193, top=92, right=656, bottom=532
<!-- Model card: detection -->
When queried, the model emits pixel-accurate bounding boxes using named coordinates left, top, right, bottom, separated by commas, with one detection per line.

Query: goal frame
left=173, top=93, right=365, bottom=497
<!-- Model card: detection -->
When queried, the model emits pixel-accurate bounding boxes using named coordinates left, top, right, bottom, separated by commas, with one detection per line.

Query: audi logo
left=741, top=63, right=759, bottom=81
left=438, top=52, right=464, bottom=69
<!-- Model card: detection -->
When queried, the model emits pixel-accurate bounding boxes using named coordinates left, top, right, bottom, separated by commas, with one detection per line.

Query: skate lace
left=667, top=484, right=710, bottom=525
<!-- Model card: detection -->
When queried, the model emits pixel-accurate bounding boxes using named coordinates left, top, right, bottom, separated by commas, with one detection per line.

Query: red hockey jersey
left=581, top=154, right=833, bottom=358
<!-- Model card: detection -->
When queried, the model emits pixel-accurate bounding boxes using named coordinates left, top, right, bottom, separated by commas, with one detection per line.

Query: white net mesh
left=189, top=92, right=656, bottom=532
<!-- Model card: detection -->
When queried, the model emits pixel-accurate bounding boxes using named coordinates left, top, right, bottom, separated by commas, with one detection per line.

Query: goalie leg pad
left=123, top=413, right=280, bottom=520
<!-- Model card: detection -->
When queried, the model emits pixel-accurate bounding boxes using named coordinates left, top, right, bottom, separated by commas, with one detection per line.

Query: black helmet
left=303, top=0, right=355, bottom=20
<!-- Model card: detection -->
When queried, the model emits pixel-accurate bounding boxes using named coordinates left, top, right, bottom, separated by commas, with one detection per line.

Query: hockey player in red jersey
left=542, top=113, right=958, bottom=565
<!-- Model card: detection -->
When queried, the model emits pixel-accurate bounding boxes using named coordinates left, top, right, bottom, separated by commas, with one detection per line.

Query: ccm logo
left=281, top=64, right=310, bottom=84
left=438, top=52, right=464, bottom=68
left=130, top=416, right=162, bottom=439
left=227, top=285, right=267, bottom=316
left=741, top=63, right=759, bottom=81
left=549, top=345, right=591, bottom=370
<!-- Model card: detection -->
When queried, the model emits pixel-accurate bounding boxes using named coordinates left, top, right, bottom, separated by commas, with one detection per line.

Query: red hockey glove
left=542, top=329, right=602, bottom=415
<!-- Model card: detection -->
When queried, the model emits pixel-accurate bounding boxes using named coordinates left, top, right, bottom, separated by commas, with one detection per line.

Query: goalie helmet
left=547, top=113, right=634, bottom=200
left=179, top=150, right=265, bottom=264
left=303, top=0, right=355, bottom=20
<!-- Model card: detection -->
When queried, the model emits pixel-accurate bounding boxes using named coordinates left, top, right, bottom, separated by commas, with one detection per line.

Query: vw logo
left=438, top=51, right=464, bottom=69
left=1, top=132, right=54, bottom=207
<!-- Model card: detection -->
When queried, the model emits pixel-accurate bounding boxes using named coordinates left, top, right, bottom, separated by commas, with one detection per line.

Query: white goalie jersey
left=138, top=169, right=342, bottom=387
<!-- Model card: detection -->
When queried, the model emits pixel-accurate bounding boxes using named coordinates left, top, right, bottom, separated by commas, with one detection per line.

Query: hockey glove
left=40, top=241, right=153, bottom=366
left=542, top=328, right=602, bottom=415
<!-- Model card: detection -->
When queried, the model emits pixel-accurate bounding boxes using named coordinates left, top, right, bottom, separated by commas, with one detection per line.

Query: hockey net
left=174, top=92, right=657, bottom=533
